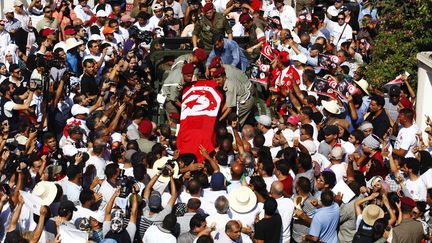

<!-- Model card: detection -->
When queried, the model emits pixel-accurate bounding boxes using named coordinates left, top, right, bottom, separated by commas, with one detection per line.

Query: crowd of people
left=0, top=0, right=430, bottom=242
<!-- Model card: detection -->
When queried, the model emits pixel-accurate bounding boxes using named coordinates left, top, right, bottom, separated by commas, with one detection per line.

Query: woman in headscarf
left=15, top=16, right=39, bottom=57
left=2, top=44, right=19, bottom=71
left=0, top=63, right=8, bottom=83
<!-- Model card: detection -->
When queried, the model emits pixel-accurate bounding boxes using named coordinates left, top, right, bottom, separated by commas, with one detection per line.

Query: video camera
left=118, top=169, right=138, bottom=198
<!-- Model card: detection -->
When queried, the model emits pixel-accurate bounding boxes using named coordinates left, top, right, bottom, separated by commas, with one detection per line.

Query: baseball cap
left=256, top=115, right=272, bottom=127
left=102, top=27, right=115, bottom=35
left=59, top=200, right=78, bottom=213
left=153, top=3, right=164, bottom=10
left=71, top=104, right=89, bottom=116
left=210, top=172, right=226, bottom=191
left=389, top=85, right=401, bottom=97
left=287, top=116, right=299, bottom=126
left=148, top=191, right=162, bottom=209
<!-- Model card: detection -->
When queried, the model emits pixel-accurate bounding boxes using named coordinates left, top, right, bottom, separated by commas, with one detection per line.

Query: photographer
left=139, top=165, right=178, bottom=238
left=103, top=187, right=139, bottom=243
left=0, top=80, right=35, bottom=134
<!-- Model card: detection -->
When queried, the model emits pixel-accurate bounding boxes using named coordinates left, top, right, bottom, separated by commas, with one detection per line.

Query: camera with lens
left=118, top=169, right=138, bottom=198
left=3, top=153, right=31, bottom=176
left=159, top=159, right=176, bottom=177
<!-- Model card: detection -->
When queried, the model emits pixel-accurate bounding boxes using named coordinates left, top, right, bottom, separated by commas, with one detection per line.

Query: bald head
left=242, top=124, right=255, bottom=140
left=270, top=181, right=284, bottom=198
left=230, top=162, right=244, bottom=180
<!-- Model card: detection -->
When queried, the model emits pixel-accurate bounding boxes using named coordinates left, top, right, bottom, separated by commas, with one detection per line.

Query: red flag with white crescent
left=177, top=80, right=223, bottom=162
left=261, top=41, right=274, bottom=61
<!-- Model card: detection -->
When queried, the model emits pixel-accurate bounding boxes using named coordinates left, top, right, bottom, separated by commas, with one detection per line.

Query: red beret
left=277, top=51, right=290, bottom=63
left=202, top=3, right=214, bottom=12
left=169, top=113, right=180, bottom=120
left=213, top=67, right=226, bottom=78
left=138, top=120, right=152, bottom=136
left=193, top=48, right=208, bottom=62
left=209, top=56, right=222, bottom=69
left=64, top=28, right=76, bottom=35
left=182, top=63, right=195, bottom=75
left=239, top=13, right=252, bottom=24
left=400, top=196, right=416, bottom=207
left=399, top=97, right=413, bottom=110
left=42, top=28, right=56, bottom=37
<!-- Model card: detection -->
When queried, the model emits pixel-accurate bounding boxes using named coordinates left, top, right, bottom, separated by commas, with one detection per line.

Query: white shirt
left=263, top=129, right=275, bottom=147
left=277, top=5, right=297, bottom=31
left=143, top=225, right=177, bottom=243
left=61, top=179, right=83, bottom=206
left=230, top=203, right=263, bottom=228
left=213, top=0, right=230, bottom=13
left=165, top=1, right=184, bottom=19
left=126, top=121, right=140, bottom=140
left=71, top=206, right=104, bottom=225
left=330, top=163, right=347, bottom=182
left=74, top=5, right=92, bottom=22
left=405, top=177, right=427, bottom=201
left=326, top=21, right=353, bottom=49
left=86, top=154, right=107, bottom=179
left=98, top=179, right=115, bottom=210
left=276, top=197, right=295, bottom=242
left=133, top=22, right=155, bottom=32
left=206, top=213, right=231, bottom=232
left=394, top=124, right=418, bottom=158
left=149, top=15, right=162, bottom=29
left=421, top=168, right=432, bottom=189
left=263, top=176, right=277, bottom=192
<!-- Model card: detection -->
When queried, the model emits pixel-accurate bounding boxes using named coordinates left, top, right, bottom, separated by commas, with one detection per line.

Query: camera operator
left=139, top=164, right=178, bottom=238
left=29, top=58, right=48, bottom=123
left=0, top=80, right=35, bottom=134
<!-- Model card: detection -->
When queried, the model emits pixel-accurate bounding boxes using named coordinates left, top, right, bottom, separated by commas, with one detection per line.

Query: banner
left=318, top=53, right=340, bottom=70
left=177, top=80, right=223, bottom=162
left=249, top=64, right=270, bottom=85
left=312, top=76, right=358, bottom=100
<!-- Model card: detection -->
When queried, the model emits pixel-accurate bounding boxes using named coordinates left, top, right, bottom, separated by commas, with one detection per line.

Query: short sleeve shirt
left=192, top=13, right=232, bottom=49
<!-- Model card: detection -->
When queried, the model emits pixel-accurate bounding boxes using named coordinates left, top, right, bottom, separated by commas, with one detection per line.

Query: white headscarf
left=2, top=44, right=19, bottom=71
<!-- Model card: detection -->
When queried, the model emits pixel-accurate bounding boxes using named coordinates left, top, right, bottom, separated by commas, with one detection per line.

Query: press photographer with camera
left=103, top=186, right=139, bottom=243
left=139, top=162, right=178, bottom=238
left=0, top=79, right=35, bottom=134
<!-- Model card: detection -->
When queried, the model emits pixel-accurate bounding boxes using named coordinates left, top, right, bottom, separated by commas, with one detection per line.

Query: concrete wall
left=416, top=52, right=432, bottom=140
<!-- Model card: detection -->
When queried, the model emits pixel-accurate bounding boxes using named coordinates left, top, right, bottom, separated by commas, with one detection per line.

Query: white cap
left=255, top=115, right=271, bottom=127
left=88, top=34, right=104, bottom=41
left=71, top=104, right=89, bottom=116
left=96, top=10, right=108, bottom=17
left=53, top=42, right=67, bottom=52
left=3, top=6, right=14, bottom=14
left=153, top=3, right=163, bottom=10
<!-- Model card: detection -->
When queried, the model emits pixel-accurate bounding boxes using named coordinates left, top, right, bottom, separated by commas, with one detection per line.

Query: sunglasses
left=45, top=10, right=52, bottom=13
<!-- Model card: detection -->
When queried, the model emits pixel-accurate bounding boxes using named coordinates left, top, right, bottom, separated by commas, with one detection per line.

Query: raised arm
left=7, top=194, right=24, bottom=232
left=143, top=174, right=161, bottom=200
left=104, top=188, right=120, bottom=222
left=30, top=206, right=49, bottom=243
left=167, top=172, right=178, bottom=208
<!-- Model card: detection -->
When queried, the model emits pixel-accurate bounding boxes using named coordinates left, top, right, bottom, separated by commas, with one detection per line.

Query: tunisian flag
left=177, top=80, right=224, bottom=162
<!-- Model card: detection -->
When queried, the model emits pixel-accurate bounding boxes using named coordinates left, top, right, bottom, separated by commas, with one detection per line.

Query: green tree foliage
left=365, top=0, right=432, bottom=88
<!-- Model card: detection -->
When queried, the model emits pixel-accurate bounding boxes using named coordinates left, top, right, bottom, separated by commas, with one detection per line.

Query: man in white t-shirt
left=402, top=158, right=427, bottom=201
left=329, top=146, right=347, bottom=182
left=393, top=108, right=418, bottom=158
left=270, top=181, right=294, bottom=243
left=256, top=115, right=275, bottom=147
